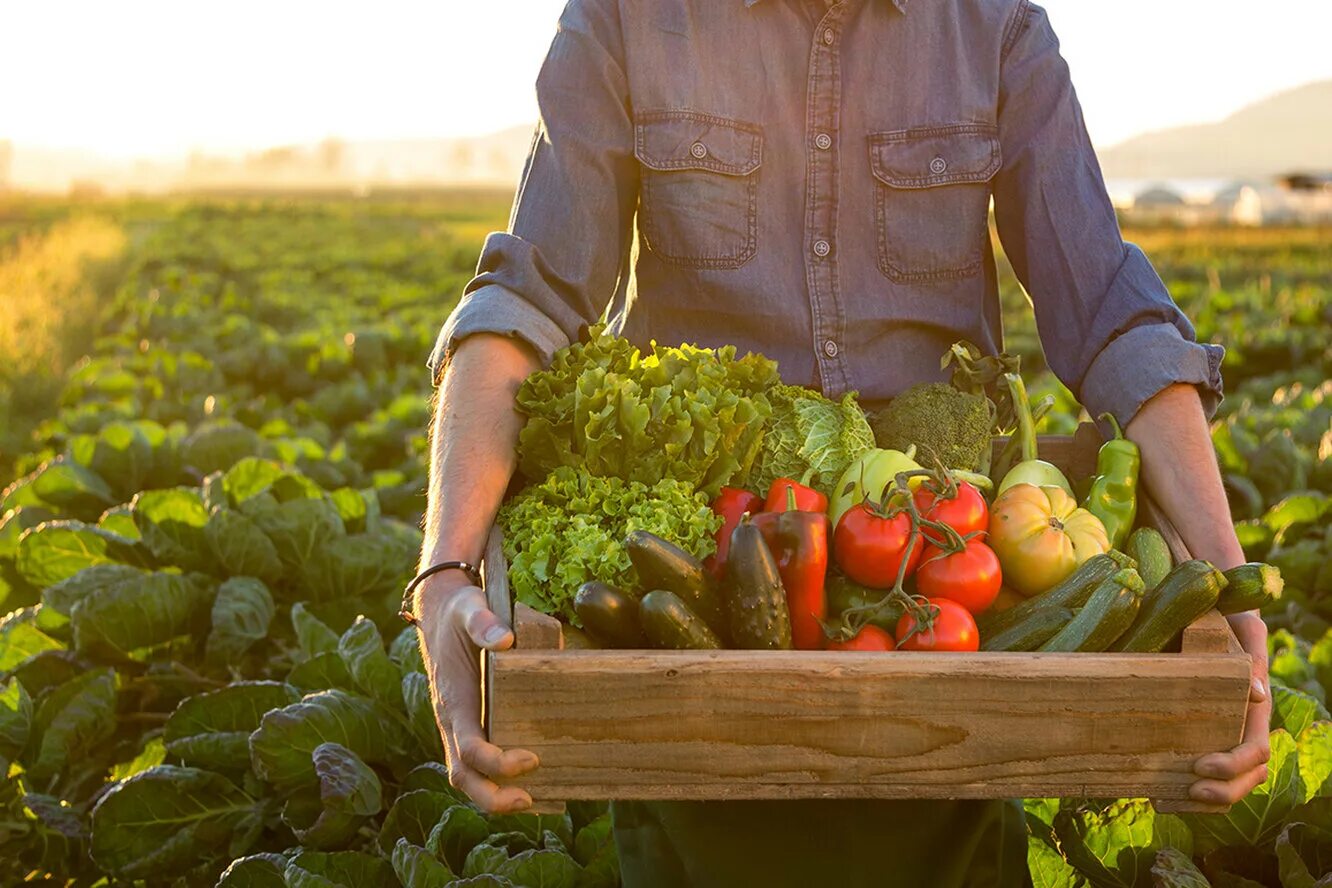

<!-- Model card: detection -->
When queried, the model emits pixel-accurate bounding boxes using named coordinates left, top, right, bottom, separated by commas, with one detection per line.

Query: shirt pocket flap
left=635, top=112, right=763, bottom=176
left=869, top=125, right=1000, bottom=189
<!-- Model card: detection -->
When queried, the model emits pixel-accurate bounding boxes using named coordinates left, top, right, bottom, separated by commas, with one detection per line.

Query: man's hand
left=416, top=573, right=540, bottom=814
left=1189, top=611, right=1271, bottom=804
left=414, top=333, right=544, bottom=813
left=1126, top=383, right=1273, bottom=806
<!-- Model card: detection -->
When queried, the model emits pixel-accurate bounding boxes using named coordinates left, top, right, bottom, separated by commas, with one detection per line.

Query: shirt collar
left=744, top=0, right=909, bottom=12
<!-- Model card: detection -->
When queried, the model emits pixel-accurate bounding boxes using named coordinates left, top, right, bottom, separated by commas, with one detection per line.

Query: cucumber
left=978, top=551, right=1136, bottom=637
left=1217, top=562, right=1284, bottom=614
left=1126, top=527, right=1173, bottom=589
left=639, top=590, right=723, bottom=650
left=1039, top=569, right=1145, bottom=652
left=561, top=625, right=597, bottom=650
left=981, top=606, right=1075, bottom=652
left=724, top=521, right=793, bottom=650
left=574, top=582, right=646, bottom=648
left=1110, top=560, right=1227, bottom=653
left=625, top=530, right=728, bottom=638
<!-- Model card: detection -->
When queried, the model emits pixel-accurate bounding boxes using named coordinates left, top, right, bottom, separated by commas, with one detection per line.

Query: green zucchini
left=1217, top=562, right=1284, bottom=614
left=1110, top=560, right=1226, bottom=653
left=573, top=582, right=646, bottom=648
left=1126, top=527, right=1173, bottom=589
left=625, top=530, right=728, bottom=638
left=981, top=606, right=1075, bottom=652
left=724, top=521, right=793, bottom=650
left=978, top=551, right=1136, bottom=637
left=639, top=590, right=723, bottom=650
left=1039, top=569, right=1144, bottom=652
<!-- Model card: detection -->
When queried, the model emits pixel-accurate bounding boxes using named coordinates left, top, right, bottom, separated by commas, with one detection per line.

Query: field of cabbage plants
left=0, top=196, right=1329, bottom=887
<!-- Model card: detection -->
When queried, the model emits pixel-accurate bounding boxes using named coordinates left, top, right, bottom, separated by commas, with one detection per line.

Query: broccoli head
left=869, top=382, right=992, bottom=471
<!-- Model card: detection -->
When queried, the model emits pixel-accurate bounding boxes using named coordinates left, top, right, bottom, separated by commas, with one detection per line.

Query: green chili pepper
left=1083, top=412, right=1140, bottom=549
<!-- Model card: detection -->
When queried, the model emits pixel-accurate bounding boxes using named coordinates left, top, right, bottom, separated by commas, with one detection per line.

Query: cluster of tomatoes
left=828, top=479, right=1000, bottom=652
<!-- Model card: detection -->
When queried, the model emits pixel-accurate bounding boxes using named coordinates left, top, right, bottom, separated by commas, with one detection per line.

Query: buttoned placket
left=803, top=1, right=851, bottom=395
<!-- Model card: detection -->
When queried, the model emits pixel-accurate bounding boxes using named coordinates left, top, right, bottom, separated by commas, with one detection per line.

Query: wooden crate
left=482, top=423, right=1251, bottom=813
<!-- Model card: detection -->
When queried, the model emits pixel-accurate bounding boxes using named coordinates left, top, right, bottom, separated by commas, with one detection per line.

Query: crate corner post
left=483, top=525, right=568, bottom=815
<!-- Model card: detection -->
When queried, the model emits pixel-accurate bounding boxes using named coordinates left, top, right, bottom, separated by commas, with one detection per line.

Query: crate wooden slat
left=481, top=423, right=1252, bottom=811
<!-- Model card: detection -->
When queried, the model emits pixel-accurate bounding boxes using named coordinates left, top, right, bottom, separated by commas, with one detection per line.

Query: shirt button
left=815, top=132, right=832, bottom=150
left=690, top=142, right=708, bottom=159
left=822, top=28, right=835, bottom=45
left=930, top=156, right=948, bottom=174
left=824, top=340, right=839, bottom=358
left=813, top=239, right=831, bottom=258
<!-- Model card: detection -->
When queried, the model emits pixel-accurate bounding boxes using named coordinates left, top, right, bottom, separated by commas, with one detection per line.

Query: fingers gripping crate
left=480, top=422, right=1251, bottom=814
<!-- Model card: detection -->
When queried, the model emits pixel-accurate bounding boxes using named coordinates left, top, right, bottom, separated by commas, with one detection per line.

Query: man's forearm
left=1125, top=383, right=1245, bottom=571
left=418, top=334, right=541, bottom=608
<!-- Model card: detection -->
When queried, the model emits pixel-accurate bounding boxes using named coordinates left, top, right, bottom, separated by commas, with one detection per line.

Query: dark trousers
left=612, top=798, right=1031, bottom=888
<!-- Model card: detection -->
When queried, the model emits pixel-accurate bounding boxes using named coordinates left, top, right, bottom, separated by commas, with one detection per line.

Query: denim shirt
left=431, top=0, right=1223, bottom=425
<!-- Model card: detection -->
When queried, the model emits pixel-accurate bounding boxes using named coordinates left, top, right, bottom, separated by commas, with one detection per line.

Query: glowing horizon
left=3, top=0, right=1331, bottom=159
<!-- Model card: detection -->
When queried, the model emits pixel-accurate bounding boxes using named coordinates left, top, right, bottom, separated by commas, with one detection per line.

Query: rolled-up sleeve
left=991, top=1, right=1224, bottom=425
left=427, top=0, right=639, bottom=383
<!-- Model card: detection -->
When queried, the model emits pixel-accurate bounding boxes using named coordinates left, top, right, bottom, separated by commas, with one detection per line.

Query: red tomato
left=833, top=503, right=923, bottom=589
left=827, top=624, right=897, bottom=651
left=915, top=539, right=1003, bottom=614
left=913, top=481, right=989, bottom=546
left=895, top=598, right=980, bottom=652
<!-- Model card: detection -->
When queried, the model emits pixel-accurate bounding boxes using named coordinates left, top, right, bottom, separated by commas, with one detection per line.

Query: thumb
left=457, top=593, right=515, bottom=651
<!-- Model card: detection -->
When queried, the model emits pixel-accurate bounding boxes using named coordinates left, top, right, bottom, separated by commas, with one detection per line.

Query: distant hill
left=9, top=80, right=1332, bottom=192
left=1098, top=80, right=1332, bottom=180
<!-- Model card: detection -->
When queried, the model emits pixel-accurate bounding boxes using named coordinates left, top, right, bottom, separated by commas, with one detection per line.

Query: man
left=411, top=1, right=1271, bottom=884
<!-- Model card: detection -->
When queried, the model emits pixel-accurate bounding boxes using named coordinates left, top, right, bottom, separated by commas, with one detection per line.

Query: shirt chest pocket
left=634, top=112, right=763, bottom=269
left=869, top=125, right=1001, bottom=283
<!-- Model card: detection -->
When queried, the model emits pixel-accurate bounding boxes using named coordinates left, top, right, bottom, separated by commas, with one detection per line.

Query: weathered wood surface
left=483, top=526, right=511, bottom=625
left=514, top=603, right=563, bottom=651
left=488, top=648, right=1250, bottom=802
left=1180, top=608, right=1243, bottom=655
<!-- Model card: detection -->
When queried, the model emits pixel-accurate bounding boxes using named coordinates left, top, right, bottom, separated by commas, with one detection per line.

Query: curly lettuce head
left=498, top=467, right=723, bottom=625
left=750, top=384, right=875, bottom=500
left=514, top=326, right=779, bottom=498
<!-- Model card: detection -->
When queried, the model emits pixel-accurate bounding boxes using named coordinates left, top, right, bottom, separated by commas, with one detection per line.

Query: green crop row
left=0, top=197, right=1328, bottom=887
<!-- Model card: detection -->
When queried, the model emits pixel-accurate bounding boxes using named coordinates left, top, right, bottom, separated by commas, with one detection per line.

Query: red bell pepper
left=764, top=472, right=828, bottom=514
left=752, top=489, right=829, bottom=651
left=706, top=487, right=764, bottom=579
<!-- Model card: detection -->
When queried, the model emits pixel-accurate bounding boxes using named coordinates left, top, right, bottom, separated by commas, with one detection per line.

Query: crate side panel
left=489, top=650, right=1250, bottom=800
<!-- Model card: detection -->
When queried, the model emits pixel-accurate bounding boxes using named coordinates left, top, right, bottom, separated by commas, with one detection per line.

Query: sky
left=3, top=0, right=1331, bottom=158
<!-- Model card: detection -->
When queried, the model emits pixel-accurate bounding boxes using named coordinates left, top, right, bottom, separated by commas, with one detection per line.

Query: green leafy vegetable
left=283, top=850, right=397, bottom=888
left=1275, top=821, right=1332, bottom=887
left=428, top=804, right=491, bottom=874
left=1053, top=798, right=1192, bottom=888
left=207, top=577, right=276, bottom=664
left=249, top=689, right=396, bottom=790
left=1150, top=847, right=1211, bottom=888
left=749, top=383, right=875, bottom=499
left=24, top=666, right=118, bottom=781
left=205, top=508, right=285, bottom=584
left=392, top=838, right=456, bottom=887
left=16, top=520, right=147, bottom=587
left=132, top=486, right=215, bottom=571
left=1184, top=729, right=1303, bottom=853
left=164, top=681, right=301, bottom=771
left=217, top=852, right=290, bottom=888
left=498, top=467, right=721, bottom=624
left=70, top=570, right=214, bottom=659
left=515, top=325, right=778, bottom=497
left=90, top=765, right=262, bottom=879
left=0, top=675, right=33, bottom=759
